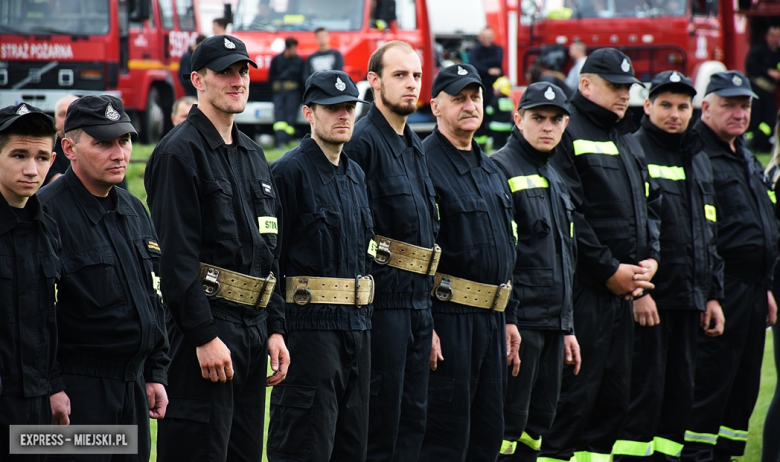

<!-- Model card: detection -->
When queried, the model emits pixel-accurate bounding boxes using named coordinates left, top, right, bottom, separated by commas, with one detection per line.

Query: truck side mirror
left=129, top=0, right=150, bottom=22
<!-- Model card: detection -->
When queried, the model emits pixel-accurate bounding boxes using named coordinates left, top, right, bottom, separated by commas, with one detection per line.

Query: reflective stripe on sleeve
left=612, top=439, right=653, bottom=457
left=508, top=174, right=549, bottom=192
left=572, top=140, right=619, bottom=156
left=684, top=430, right=718, bottom=445
left=718, top=426, right=748, bottom=442
left=653, top=436, right=683, bottom=457
left=647, top=164, right=686, bottom=181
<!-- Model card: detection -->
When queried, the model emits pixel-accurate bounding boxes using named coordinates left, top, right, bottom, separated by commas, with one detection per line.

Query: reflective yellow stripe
left=704, top=204, right=717, bottom=222
left=498, top=97, right=516, bottom=112
left=570, top=221, right=574, bottom=238
left=769, top=190, right=777, bottom=204
left=612, top=439, right=653, bottom=457
left=648, top=164, right=686, bottom=181
left=148, top=240, right=161, bottom=251
left=273, top=121, right=290, bottom=132
left=368, top=239, right=377, bottom=258
left=489, top=121, right=515, bottom=132
left=684, top=430, right=718, bottom=445
left=512, top=220, right=518, bottom=245
left=653, top=436, right=683, bottom=457
left=572, top=140, right=619, bottom=156
left=474, top=135, right=489, bottom=144
left=573, top=451, right=612, bottom=462
left=508, top=174, right=549, bottom=192
left=759, top=122, right=772, bottom=136
left=54, top=282, right=58, bottom=303
left=718, top=426, right=748, bottom=442
left=435, top=203, right=440, bottom=221
left=746, top=131, right=754, bottom=140
left=258, top=216, right=279, bottom=234
left=645, top=181, right=649, bottom=198
left=500, top=440, right=518, bottom=455
left=519, top=431, right=542, bottom=451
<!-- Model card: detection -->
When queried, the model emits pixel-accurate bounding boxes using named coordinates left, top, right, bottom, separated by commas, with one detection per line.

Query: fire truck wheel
left=141, top=86, right=165, bottom=144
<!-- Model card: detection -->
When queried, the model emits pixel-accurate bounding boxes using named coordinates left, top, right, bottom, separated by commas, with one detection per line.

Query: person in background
left=745, top=25, right=780, bottom=153
left=270, top=37, right=306, bottom=149
left=179, top=34, right=207, bottom=97
left=45, top=94, right=78, bottom=185
left=307, top=27, right=344, bottom=77
left=212, top=16, right=229, bottom=36
left=566, top=40, right=588, bottom=93
left=486, top=76, right=516, bottom=150
left=171, top=96, right=197, bottom=127
left=470, top=26, right=504, bottom=148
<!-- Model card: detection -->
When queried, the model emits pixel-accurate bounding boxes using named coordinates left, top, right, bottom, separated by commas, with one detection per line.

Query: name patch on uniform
left=258, top=216, right=278, bottom=234
left=368, top=239, right=378, bottom=258
left=262, top=181, right=274, bottom=196
left=704, top=204, right=717, bottom=222
left=151, top=271, right=162, bottom=298
left=435, top=203, right=440, bottom=221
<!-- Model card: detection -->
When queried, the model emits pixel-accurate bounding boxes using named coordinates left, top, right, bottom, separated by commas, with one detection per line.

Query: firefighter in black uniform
left=540, top=48, right=662, bottom=462
left=417, top=63, right=520, bottom=461
left=745, top=25, right=780, bottom=153
left=682, top=71, right=779, bottom=462
left=38, top=95, right=169, bottom=462
left=267, top=71, right=374, bottom=461
left=145, top=35, right=289, bottom=462
left=0, top=104, right=61, bottom=461
left=342, top=41, right=439, bottom=462
left=490, top=82, right=582, bottom=462
left=613, top=71, right=725, bottom=462
left=271, top=37, right=306, bottom=148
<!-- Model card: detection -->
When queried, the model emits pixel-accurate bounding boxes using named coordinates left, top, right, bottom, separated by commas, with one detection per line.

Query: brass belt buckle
left=434, top=276, right=453, bottom=302
left=293, top=277, right=312, bottom=305
left=373, top=238, right=392, bottom=265
left=202, top=267, right=220, bottom=296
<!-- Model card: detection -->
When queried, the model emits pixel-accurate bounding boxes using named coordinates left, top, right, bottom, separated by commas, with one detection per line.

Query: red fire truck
left=0, top=0, right=200, bottom=143
left=227, top=0, right=436, bottom=134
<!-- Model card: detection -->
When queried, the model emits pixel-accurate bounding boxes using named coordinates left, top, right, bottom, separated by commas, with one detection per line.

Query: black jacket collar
left=504, top=125, right=556, bottom=168
left=0, top=193, right=45, bottom=235
left=366, top=103, right=424, bottom=158
left=570, top=91, right=637, bottom=134
left=300, top=135, right=360, bottom=185
left=640, top=115, right=703, bottom=156
left=61, top=168, right=137, bottom=225
left=188, top=105, right=257, bottom=153
left=430, top=126, right=489, bottom=176
left=694, top=119, right=745, bottom=160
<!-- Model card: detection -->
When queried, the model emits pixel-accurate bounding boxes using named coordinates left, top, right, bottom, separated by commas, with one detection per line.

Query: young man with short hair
left=307, top=27, right=344, bottom=76
left=0, top=103, right=61, bottom=461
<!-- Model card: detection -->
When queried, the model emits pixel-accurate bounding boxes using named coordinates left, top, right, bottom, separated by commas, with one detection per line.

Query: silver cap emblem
left=224, top=38, right=236, bottom=50
left=16, top=104, right=30, bottom=115
left=544, top=86, right=556, bottom=100
left=621, top=58, right=631, bottom=73
left=335, top=77, right=346, bottom=91
left=670, top=71, right=681, bottom=82
left=732, top=75, right=743, bottom=86
left=457, top=66, right=468, bottom=75
left=105, top=103, right=120, bottom=121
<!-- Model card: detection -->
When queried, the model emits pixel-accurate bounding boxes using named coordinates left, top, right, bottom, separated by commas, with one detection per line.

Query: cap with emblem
left=518, top=82, right=570, bottom=115
left=704, top=70, right=758, bottom=99
left=189, top=35, right=258, bottom=78
left=64, top=95, right=137, bottom=141
left=648, top=70, right=696, bottom=98
left=302, top=70, right=367, bottom=106
left=432, top=63, right=485, bottom=98
left=0, top=103, right=55, bottom=133
left=580, top=48, right=644, bottom=86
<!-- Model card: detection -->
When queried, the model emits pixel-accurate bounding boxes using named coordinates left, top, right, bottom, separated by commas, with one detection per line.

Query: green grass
left=130, top=144, right=779, bottom=462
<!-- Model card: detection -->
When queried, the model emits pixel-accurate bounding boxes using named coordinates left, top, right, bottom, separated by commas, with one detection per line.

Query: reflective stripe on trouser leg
left=538, top=457, right=576, bottom=462
left=573, top=450, right=612, bottom=462
left=273, top=121, right=290, bottom=132
left=520, top=431, right=542, bottom=451
left=501, top=440, right=518, bottom=455
left=717, top=426, right=747, bottom=442
left=612, top=439, right=653, bottom=457
left=684, top=430, right=718, bottom=445
left=653, top=436, right=683, bottom=457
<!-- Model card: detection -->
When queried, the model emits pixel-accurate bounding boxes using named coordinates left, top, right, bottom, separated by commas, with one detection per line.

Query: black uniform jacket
left=38, top=170, right=168, bottom=386
left=549, top=92, right=662, bottom=288
left=491, top=127, right=576, bottom=330
left=423, top=128, right=517, bottom=320
left=695, top=119, right=779, bottom=287
left=271, top=136, right=374, bottom=331
left=0, top=195, right=61, bottom=397
left=145, top=105, right=285, bottom=346
left=635, top=117, right=724, bottom=311
left=745, top=42, right=780, bottom=83
left=343, top=104, right=438, bottom=310
left=269, top=53, right=306, bottom=88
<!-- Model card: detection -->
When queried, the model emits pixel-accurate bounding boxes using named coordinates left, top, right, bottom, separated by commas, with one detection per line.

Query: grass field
left=129, top=144, right=779, bottom=462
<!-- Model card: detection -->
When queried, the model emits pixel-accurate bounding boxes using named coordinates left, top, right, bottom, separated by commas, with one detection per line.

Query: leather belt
left=272, top=80, right=300, bottom=91
left=373, top=235, right=441, bottom=276
left=199, top=263, right=276, bottom=309
left=284, top=276, right=374, bottom=307
left=432, top=273, right=512, bottom=312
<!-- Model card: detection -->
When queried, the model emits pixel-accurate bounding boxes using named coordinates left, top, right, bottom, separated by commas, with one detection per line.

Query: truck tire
left=140, top=86, right=165, bottom=144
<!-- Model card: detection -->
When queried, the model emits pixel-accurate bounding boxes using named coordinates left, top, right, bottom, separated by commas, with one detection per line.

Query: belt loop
left=374, top=237, right=392, bottom=265
left=490, top=281, right=510, bottom=312
left=434, top=275, right=453, bottom=301
left=256, top=272, right=273, bottom=309
left=293, top=277, right=312, bottom=305
left=427, top=244, right=441, bottom=276
left=202, top=267, right=220, bottom=296
left=355, top=275, right=361, bottom=308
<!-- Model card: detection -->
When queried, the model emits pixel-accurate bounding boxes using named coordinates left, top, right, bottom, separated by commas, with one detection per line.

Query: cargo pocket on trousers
left=268, top=385, right=316, bottom=457
left=368, top=373, right=383, bottom=440
left=162, top=397, right=211, bottom=451
left=426, top=375, right=456, bottom=443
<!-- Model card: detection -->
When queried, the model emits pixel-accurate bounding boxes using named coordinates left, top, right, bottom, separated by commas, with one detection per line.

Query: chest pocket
left=561, top=194, right=575, bottom=239
left=440, top=195, right=491, bottom=249
left=201, top=179, right=237, bottom=240
left=368, top=176, right=414, bottom=236
left=251, top=180, right=279, bottom=250
left=62, top=251, right=124, bottom=311
left=713, top=175, right=746, bottom=217
left=135, top=239, right=162, bottom=300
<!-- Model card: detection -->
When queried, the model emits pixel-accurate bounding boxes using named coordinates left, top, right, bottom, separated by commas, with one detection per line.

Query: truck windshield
left=234, top=0, right=365, bottom=32
left=541, top=0, right=685, bottom=18
left=0, top=0, right=110, bottom=36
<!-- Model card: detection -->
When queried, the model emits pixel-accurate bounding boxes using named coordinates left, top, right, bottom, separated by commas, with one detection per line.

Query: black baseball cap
left=705, top=70, right=758, bottom=98
left=190, top=35, right=257, bottom=77
left=303, top=71, right=367, bottom=106
left=648, top=70, right=696, bottom=98
left=519, top=82, right=570, bottom=115
left=0, top=103, right=55, bottom=133
left=432, top=63, right=485, bottom=98
left=580, top=48, right=644, bottom=86
left=64, top=95, right=137, bottom=141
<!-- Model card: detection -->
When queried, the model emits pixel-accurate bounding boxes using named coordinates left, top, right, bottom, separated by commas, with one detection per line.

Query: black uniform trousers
left=500, top=330, right=565, bottom=462
left=420, top=311, right=506, bottom=462
left=267, top=329, right=370, bottom=462
left=539, top=282, right=634, bottom=462
left=273, top=90, right=301, bottom=147
left=157, top=310, right=269, bottom=462
left=682, top=278, right=767, bottom=462
left=614, top=310, right=699, bottom=462
left=1, top=394, right=50, bottom=461
left=367, top=308, right=433, bottom=462
left=44, top=374, right=151, bottom=462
